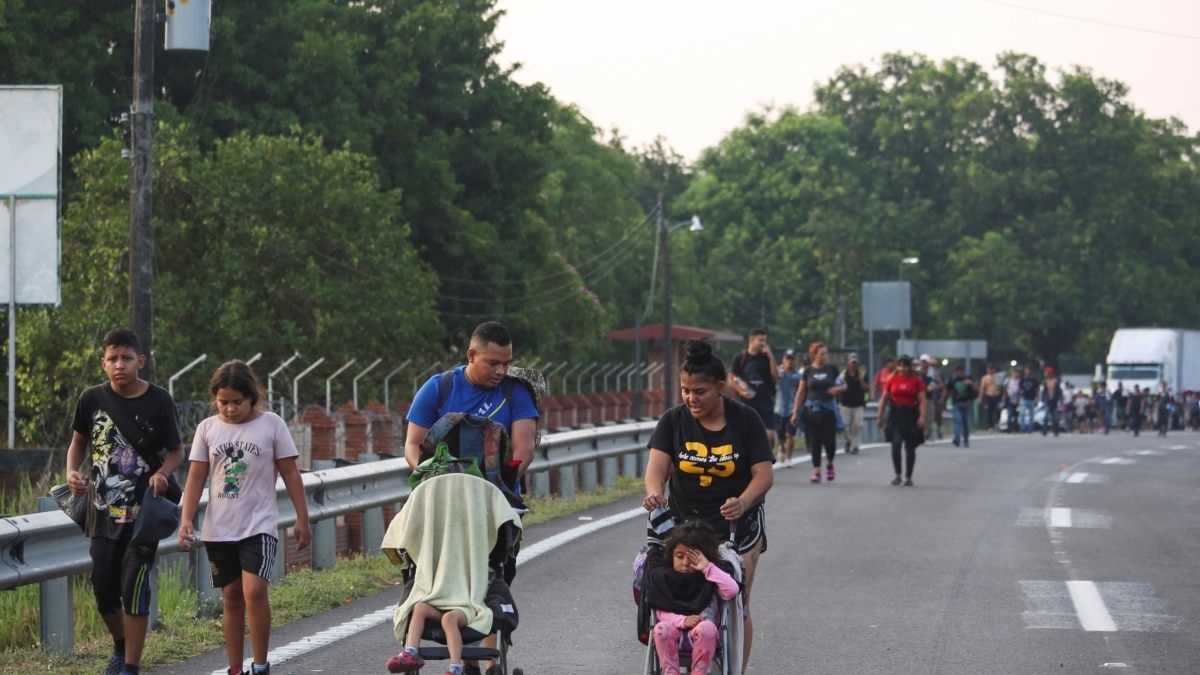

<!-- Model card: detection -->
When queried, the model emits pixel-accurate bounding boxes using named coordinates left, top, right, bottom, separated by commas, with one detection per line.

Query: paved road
left=159, top=431, right=1200, bottom=674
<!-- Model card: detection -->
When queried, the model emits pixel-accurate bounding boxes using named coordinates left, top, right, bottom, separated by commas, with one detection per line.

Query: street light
left=899, top=257, right=919, bottom=346
left=633, top=197, right=703, bottom=416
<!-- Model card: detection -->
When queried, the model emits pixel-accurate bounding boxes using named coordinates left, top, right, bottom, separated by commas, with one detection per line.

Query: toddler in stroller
left=382, top=473, right=523, bottom=675
left=637, top=519, right=743, bottom=675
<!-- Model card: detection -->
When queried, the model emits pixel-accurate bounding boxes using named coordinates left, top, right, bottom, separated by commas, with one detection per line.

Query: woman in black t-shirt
left=644, top=339, right=775, bottom=673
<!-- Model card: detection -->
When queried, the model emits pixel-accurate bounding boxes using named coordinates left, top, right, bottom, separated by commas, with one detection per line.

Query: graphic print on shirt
left=88, top=410, right=148, bottom=523
left=678, top=441, right=736, bottom=487
left=212, top=441, right=262, bottom=498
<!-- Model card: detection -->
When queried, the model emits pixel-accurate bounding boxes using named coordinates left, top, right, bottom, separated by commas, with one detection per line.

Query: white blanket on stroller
left=383, top=473, right=522, bottom=638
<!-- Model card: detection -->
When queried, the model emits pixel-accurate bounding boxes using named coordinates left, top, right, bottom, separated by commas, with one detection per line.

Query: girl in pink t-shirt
left=178, top=360, right=311, bottom=675
left=644, top=521, right=740, bottom=675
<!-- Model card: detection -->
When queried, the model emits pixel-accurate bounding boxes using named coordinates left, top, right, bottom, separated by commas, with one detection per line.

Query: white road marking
left=1049, top=508, right=1073, bottom=528
left=1066, top=472, right=1089, bottom=484
left=1066, top=581, right=1118, bottom=632
left=208, top=507, right=648, bottom=673
left=1099, top=457, right=1136, bottom=465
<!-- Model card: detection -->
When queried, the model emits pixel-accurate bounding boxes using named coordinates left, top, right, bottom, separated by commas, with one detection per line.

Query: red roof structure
left=603, top=323, right=743, bottom=342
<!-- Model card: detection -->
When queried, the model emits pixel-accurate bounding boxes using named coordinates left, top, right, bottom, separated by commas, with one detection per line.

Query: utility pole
left=659, top=195, right=673, bottom=409
left=130, top=0, right=156, bottom=380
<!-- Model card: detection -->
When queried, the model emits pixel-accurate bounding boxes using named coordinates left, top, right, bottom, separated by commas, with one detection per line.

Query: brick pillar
left=301, top=407, right=336, bottom=468
left=367, top=402, right=395, bottom=456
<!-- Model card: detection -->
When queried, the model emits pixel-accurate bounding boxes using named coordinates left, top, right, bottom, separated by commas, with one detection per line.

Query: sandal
left=891, top=475, right=902, bottom=486
left=387, top=650, right=425, bottom=673
left=826, top=466, right=835, bottom=482
left=810, top=473, right=821, bottom=483
left=904, top=478, right=914, bottom=487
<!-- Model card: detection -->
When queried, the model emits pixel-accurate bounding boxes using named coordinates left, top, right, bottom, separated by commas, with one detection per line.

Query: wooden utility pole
left=130, top=0, right=156, bottom=379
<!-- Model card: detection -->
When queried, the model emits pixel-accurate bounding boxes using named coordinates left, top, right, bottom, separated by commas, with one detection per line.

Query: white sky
left=494, top=0, right=1200, bottom=161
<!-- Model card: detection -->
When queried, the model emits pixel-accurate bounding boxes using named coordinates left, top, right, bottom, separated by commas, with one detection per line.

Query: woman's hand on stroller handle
left=643, top=492, right=667, bottom=511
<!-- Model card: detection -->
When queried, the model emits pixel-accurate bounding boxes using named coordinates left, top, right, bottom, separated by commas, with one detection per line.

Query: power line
left=979, top=0, right=1200, bottom=41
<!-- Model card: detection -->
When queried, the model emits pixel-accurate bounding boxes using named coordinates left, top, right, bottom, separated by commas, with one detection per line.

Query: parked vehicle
left=1105, top=328, right=1200, bottom=394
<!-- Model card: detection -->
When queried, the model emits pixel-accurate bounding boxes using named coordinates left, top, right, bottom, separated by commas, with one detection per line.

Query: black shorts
left=775, top=414, right=797, bottom=438
left=90, top=536, right=159, bottom=616
left=206, top=533, right=278, bottom=587
left=746, top=398, right=776, bottom=430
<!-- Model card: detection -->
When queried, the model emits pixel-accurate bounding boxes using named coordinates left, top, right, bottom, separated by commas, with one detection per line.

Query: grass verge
left=0, top=476, right=643, bottom=674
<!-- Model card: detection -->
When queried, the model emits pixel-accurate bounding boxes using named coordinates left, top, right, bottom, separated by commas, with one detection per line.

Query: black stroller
left=634, top=513, right=745, bottom=675
left=383, top=473, right=524, bottom=675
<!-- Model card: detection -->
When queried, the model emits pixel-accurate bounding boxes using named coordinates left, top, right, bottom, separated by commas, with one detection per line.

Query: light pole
left=633, top=197, right=702, bottom=416
left=899, top=257, right=919, bottom=347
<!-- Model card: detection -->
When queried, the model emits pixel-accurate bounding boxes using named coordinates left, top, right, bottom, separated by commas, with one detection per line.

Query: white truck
left=1105, top=328, right=1200, bottom=394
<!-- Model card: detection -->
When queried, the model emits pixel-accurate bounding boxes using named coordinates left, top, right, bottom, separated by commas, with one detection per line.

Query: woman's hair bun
left=684, top=339, right=714, bottom=365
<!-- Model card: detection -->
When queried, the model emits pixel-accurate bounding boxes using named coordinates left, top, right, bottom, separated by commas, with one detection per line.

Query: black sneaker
left=103, top=653, right=125, bottom=675
left=249, top=665, right=271, bottom=675
left=463, top=666, right=483, bottom=675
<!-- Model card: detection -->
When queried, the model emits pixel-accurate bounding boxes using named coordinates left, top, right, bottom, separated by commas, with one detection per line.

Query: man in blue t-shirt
left=404, top=321, right=539, bottom=479
left=402, top=321, right=538, bottom=675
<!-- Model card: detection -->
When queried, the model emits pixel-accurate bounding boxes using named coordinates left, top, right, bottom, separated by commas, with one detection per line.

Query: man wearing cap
left=774, top=350, right=802, bottom=465
left=840, top=354, right=869, bottom=454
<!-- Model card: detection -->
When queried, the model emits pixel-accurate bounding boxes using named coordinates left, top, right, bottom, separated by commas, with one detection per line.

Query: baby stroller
left=634, top=513, right=745, bottom=675
left=382, top=472, right=524, bottom=675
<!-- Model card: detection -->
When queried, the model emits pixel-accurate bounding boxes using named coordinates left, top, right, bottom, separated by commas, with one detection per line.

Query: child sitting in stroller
left=644, top=521, right=740, bottom=675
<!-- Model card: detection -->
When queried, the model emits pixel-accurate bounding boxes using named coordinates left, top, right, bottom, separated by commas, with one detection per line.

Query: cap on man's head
left=897, top=354, right=914, bottom=366
left=919, top=353, right=932, bottom=362
left=954, top=363, right=965, bottom=371
left=1044, top=366, right=1055, bottom=375
left=783, top=350, right=795, bottom=360
left=848, top=353, right=859, bottom=363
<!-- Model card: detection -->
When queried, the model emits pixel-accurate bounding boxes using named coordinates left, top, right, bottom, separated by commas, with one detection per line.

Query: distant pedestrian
left=1127, top=385, right=1146, bottom=436
left=1004, top=367, right=1022, bottom=432
left=919, top=355, right=943, bottom=442
left=179, top=360, right=312, bottom=675
left=1017, top=366, right=1040, bottom=433
left=978, top=365, right=1002, bottom=432
left=729, top=328, right=780, bottom=446
left=877, top=355, right=926, bottom=486
left=1093, top=381, right=1113, bottom=434
left=839, top=354, right=868, bottom=455
left=774, top=350, right=802, bottom=466
left=871, top=357, right=896, bottom=402
left=1040, top=367, right=1064, bottom=437
left=1155, top=394, right=1170, bottom=437
left=792, top=342, right=846, bottom=484
left=942, top=364, right=978, bottom=447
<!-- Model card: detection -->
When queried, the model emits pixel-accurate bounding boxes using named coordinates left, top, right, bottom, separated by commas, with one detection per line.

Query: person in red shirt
left=871, top=357, right=896, bottom=402
left=876, top=355, right=927, bottom=486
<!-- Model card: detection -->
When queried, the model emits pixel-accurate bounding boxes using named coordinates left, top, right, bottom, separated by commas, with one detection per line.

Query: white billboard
left=0, top=85, right=62, bottom=305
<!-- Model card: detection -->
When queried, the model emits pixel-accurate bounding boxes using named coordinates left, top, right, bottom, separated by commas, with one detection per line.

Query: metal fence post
left=359, top=454, right=385, bottom=555
left=268, top=351, right=302, bottom=417
left=325, top=358, right=358, bottom=412
left=383, top=359, right=411, bottom=410
left=311, top=459, right=337, bottom=571
left=294, top=357, right=327, bottom=415
left=353, top=358, right=383, bottom=410
left=35, top=497, right=72, bottom=655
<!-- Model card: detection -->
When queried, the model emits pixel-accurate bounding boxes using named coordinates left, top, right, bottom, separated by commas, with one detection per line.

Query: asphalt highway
left=160, top=430, right=1200, bottom=674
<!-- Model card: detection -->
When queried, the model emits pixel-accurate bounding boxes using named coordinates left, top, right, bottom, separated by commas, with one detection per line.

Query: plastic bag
left=407, top=441, right=484, bottom=488
left=50, top=482, right=89, bottom=533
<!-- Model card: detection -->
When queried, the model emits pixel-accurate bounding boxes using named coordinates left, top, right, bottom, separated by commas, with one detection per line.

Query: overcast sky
left=494, top=0, right=1200, bottom=161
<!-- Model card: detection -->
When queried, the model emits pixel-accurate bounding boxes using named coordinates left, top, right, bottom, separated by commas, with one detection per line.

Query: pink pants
left=653, top=619, right=718, bottom=675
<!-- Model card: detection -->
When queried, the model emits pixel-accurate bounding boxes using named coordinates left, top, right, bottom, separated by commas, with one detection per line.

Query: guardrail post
left=601, top=456, right=619, bottom=489
left=622, top=451, right=640, bottom=479
left=557, top=464, right=575, bottom=500
left=530, top=470, right=550, bottom=497
left=36, top=497, right=73, bottom=655
left=191, top=509, right=222, bottom=609
left=311, top=459, right=337, bottom=571
left=359, top=454, right=385, bottom=556
left=580, top=457, right=598, bottom=493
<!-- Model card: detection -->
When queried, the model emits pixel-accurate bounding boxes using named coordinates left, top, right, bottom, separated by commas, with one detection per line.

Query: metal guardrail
left=0, top=420, right=658, bottom=653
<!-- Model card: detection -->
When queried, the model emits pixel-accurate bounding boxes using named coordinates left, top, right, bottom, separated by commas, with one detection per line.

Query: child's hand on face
left=686, top=548, right=710, bottom=572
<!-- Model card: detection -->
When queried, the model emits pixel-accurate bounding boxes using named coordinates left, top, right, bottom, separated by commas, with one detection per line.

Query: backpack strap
left=96, top=384, right=164, bottom=472
left=435, top=369, right=455, bottom=418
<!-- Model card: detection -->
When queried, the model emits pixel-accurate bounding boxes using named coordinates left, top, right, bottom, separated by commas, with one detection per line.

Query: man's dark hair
left=883, top=356, right=895, bottom=364
left=748, top=327, right=767, bottom=339
left=471, top=321, right=512, bottom=348
left=102, top=327, right=142, bottom=354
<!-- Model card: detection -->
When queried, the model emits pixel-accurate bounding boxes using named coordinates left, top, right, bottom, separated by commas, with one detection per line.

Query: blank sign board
left=862, top=281, right=910, bottom=332
left=0, top=85, right=61, bottom=305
